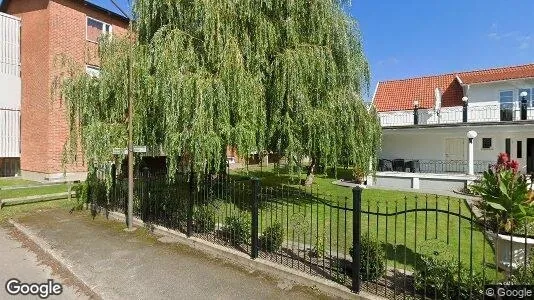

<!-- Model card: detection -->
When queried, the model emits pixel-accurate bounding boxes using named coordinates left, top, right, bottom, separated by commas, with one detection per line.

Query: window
left=519, top=88, right=531, bottom=106
left=500, top=91, right=514, bottom=104
left=500, top=91, right=514, bottom=121
left=518, top=141, right=523, bottom=158
left=86, top=65, right=100, bottom=77
left=86, top=17, right=112, bottom=42
left=506, top=138, right=511, bottom=158
left=482, top=138, right=492, bottom=149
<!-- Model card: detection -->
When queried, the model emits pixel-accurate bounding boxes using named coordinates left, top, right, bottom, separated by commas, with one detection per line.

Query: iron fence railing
left=88, top=172, right=534, bottom=299
left=379, top=104, right=534, bottom=127
left=378, top=159, right=493, bottom=174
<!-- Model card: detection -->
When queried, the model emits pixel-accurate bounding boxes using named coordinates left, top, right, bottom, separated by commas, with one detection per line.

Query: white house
left=0, top=12, right=21, bottom=177
left=371, top=63, right=534, bottom=191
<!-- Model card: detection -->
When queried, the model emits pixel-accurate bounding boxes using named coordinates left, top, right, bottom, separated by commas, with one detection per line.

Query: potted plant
left=471, top=153, right=534, bottom=270
left=353, top=166, right=367, bottom=185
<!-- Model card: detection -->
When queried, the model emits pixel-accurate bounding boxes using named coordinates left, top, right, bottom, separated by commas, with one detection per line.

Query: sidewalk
left=12, top=209, right=331, bottom=300
left=0, top=227, right=89, bottom=300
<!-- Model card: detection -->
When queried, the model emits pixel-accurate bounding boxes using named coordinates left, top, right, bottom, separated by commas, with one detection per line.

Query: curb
left=106, top=211, right=381, bottom=300
left=8, top=219, right=102, bottom=300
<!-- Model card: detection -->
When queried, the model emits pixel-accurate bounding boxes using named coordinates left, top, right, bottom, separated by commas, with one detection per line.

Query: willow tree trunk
left=303, top=158, right=316, bottom=186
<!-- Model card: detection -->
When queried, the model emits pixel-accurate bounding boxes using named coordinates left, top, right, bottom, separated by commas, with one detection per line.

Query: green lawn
left=0, top=198, right=74, bottom=224
left=0, top=184, right=72, bottom=199
left=226, top=166, right=497, bottom=278
left=0, top=178, right=40, bottom=188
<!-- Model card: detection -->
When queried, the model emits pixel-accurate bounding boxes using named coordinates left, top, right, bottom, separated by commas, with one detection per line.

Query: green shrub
left=511, top=251, right=534, bottom=284
left=350, top=236, right=385, bottom=281
left=259, top=223, right=284, bottom=252
left=72, top=181, right=89, bottom=211
left=413, top=240, right=485, bottom=299
left=224, top=213, right=251, bottom=245
left=193, top=205, right=216, bottom=233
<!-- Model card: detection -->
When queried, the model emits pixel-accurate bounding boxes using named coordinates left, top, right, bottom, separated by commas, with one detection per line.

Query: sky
left=349, top=0, right=534, bottom=100
left=3, top=0, right=532, bottom=101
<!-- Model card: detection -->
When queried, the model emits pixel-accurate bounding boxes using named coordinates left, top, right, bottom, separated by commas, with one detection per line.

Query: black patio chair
left=392, top=159, right=405, bottom=172
left=405, top=160, right=420, bottom=173
left=378, top=159, right=393, bottom=171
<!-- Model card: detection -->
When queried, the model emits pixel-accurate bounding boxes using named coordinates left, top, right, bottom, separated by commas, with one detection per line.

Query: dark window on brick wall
left=518, top=141, right=523, bottom=158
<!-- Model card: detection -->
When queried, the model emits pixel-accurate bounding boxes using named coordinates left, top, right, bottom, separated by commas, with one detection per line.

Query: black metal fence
left=94, top=172, right=534, bottom=299
left=379, top=158, right=493, bottom=174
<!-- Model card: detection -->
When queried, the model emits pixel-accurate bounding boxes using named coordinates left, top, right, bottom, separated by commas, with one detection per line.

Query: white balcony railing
left=379, top=104, right=534, bottom=127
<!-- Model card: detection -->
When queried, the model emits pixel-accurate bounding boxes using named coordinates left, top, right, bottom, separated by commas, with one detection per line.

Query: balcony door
left=445, top=138, right=465, bottom=173
left=528, top=139, right=534, bottom=174
left=500, top=91, right=514, bottom=121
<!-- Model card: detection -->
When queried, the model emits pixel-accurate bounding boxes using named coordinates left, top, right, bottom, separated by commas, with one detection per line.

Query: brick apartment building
left=0, top=0, right=129, bottom=181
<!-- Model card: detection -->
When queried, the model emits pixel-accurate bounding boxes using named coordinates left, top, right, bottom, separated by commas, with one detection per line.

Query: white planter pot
left=488, top=232, right=534, bottom=270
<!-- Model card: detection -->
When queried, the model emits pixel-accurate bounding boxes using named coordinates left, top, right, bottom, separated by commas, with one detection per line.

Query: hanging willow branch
left=58, top=0, right=381, bottom=177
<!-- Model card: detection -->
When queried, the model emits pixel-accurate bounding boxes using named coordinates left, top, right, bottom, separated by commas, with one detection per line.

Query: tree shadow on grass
left=382, top=243, right=419, bottom=272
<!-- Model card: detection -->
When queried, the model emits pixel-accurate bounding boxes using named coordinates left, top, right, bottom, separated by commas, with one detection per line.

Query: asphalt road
left=0, top=227, right=90, bottom=299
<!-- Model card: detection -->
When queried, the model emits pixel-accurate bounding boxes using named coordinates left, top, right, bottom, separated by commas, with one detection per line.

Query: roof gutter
left=0, top=0, right=130, bottom=22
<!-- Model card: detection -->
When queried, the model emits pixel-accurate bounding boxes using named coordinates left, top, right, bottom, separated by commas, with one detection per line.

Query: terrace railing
left=87, top=171, right=534, bottom=299
left=379, top=104, right=534, bottom=127
left=379, top=159, right=493, bottom=174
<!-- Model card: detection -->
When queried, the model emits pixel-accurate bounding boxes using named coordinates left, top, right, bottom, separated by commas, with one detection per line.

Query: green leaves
left=58, top=0, right=381, bottom=177
left=472, top=166, right=532, bottom=234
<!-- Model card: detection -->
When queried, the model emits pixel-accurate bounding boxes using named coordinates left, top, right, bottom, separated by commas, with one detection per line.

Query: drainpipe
left=467, top=131, right=478, bottom=175
left=413, top=100, right=419, bottom=125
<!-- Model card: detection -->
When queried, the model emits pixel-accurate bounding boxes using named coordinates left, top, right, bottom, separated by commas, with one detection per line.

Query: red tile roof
left=373, top=63, right=534, bottom=112
left=458, top=64, right=534, bottom=84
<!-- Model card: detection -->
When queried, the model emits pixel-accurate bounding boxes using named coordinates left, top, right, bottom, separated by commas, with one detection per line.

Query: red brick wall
left=6, top=0, right=51, bottom=174
left=5, top=0, right=128, bottom=176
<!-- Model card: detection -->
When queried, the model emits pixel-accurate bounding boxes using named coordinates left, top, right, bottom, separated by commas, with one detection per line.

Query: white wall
left=0, top=12, right=20, bottom=157
left=466, top=78, right=534, bottom=106
left=381, top=125, right=534, bottom=173
left=0, top=74, right=21, bottom=110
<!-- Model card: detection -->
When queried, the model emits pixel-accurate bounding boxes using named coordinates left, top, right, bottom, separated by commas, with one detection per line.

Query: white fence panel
left=0, top=109, right=20, bottom=157
left=0, top=12, right=20, bottom=77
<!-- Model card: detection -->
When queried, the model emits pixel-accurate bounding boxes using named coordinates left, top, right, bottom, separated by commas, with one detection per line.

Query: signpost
left=112, top=145, right=147, bottom=231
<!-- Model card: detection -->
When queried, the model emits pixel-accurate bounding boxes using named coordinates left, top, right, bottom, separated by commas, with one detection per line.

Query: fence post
left=251, top=178, right=260, bottom=259
left=352, top=186, right=363, bottom=293
left=187, top=172, right=196, bottom=237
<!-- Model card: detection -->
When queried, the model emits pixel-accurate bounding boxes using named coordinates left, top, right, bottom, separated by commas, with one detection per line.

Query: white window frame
left=86, top=16, right=113, bottom=43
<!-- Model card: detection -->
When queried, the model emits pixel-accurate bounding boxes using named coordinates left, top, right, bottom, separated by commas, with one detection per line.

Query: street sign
left=113, top=148, right=128, bottom=155
left=133, top=146, right=147, bottom=153
left=113, top=146, right=147, bottom=155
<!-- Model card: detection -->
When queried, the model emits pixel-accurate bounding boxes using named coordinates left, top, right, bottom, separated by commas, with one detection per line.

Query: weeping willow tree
left=57, top=0, right=381, bottom=182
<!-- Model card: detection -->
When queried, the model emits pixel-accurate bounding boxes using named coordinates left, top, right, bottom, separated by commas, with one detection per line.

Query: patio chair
left=378, top=159, right=393, bottom=171
left=392, top=159, right=405, bottom=172
left=405, top=160, right=420, bottom=173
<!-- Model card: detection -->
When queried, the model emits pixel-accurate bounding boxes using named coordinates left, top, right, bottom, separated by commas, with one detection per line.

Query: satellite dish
left=434, top=88, right=442, bottom=112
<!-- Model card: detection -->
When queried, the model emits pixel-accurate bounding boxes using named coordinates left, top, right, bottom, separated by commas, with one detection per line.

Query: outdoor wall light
left=413, top=100, right=419, bottom=108
left=467, top=131, right=478, bottom=139
left=520, top=91, right=528, bottom=98
left=462, top=96, right=469, bottom=103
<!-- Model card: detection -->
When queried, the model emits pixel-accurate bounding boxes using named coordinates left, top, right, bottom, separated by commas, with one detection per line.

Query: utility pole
left=127, top=51, right=134, bottom=231
left=110, top=0, right=136, bottom=231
